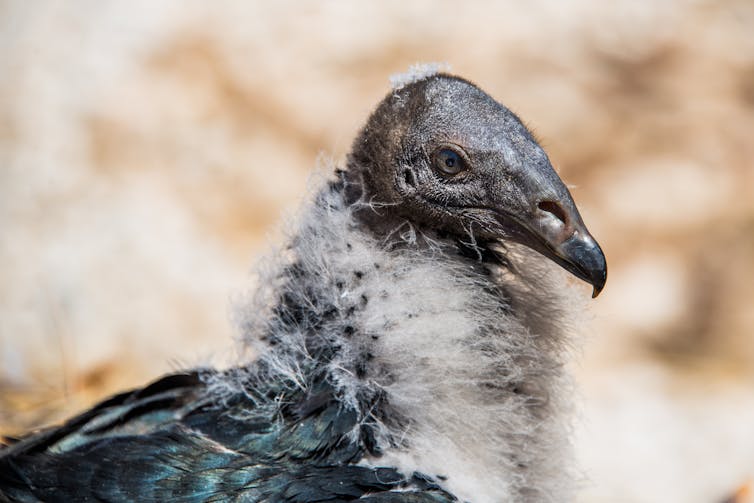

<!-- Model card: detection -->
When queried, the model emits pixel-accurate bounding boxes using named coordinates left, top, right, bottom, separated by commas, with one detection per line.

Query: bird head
left=348, top=73, right=606, bottom=297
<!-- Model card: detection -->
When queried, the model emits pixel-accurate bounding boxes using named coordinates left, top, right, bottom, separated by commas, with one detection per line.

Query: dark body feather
left=0, top=369, right=453, bottom=502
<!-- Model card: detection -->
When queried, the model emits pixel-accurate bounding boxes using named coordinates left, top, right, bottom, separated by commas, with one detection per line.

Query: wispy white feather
left=204, top=167, right=582, bottom=502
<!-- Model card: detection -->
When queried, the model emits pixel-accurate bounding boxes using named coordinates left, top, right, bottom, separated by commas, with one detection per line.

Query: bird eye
left=432, top=147, right=467, bottom=176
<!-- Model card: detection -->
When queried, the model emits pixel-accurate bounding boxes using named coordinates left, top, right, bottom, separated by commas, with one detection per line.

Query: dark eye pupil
left=434, top=148, right=464, bottom=175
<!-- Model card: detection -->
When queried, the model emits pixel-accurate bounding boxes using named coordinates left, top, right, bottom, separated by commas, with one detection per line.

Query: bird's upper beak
left=493, top=169, right=607, bottom=298
left=528, top=209, right=607, bottom=298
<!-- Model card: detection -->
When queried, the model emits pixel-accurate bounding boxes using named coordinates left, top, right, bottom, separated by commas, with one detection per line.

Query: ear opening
left=402, top=168, right=416, bottom=188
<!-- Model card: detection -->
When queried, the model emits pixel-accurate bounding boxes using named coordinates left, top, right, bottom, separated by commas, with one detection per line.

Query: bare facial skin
left=348, top=74, right=606, bottom=296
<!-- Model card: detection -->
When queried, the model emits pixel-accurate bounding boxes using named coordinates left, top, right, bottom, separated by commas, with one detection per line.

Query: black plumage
left=1, top=71, right=606, bottom=502
left=1, top=370, right=453, bottom=502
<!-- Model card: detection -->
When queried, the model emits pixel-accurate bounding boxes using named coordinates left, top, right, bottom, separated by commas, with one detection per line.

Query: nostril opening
left=538, top=201, right=568, bottom=225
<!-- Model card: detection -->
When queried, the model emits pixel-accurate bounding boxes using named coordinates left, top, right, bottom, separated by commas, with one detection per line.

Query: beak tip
left=591, top=283, right=604, bottom=298
left=589, top=250, right=607, bottom=299
left=590, top=257, right=607, bottom=298
left=555, top=232, right=607, bottom=299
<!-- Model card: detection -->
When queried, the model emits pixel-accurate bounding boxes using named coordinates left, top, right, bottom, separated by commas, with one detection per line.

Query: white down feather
left=211, top=172, right=583, bottom=502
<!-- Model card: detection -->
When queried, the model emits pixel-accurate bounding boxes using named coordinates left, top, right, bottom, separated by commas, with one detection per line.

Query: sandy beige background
left=1, top=1, right=753, bottom=501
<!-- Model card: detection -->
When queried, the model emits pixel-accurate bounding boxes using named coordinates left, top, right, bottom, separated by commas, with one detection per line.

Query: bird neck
left=237, top=175, right=577, bottom=502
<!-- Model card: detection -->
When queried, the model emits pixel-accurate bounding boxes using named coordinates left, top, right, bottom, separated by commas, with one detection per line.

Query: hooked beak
left=520, top=199, right=606, bottom=297
left=540, top=226, right=607, bottom=298
left=496, top=198, right=607, bottom=298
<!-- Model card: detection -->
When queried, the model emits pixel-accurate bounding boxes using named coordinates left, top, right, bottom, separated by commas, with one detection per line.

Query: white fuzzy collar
left=226, top=179, right=579, bottom=502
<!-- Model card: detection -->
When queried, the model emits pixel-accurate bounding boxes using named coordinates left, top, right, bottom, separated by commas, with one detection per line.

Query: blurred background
left=1, top=1, right=753, bottom=501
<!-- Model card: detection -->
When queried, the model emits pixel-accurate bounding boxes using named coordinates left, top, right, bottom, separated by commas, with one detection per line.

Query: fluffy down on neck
left=207, top=171, right=583, bottom=502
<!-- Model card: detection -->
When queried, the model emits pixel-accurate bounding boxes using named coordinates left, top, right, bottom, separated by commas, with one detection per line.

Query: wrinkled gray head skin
left=348, top=73, right=606, bottom=296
